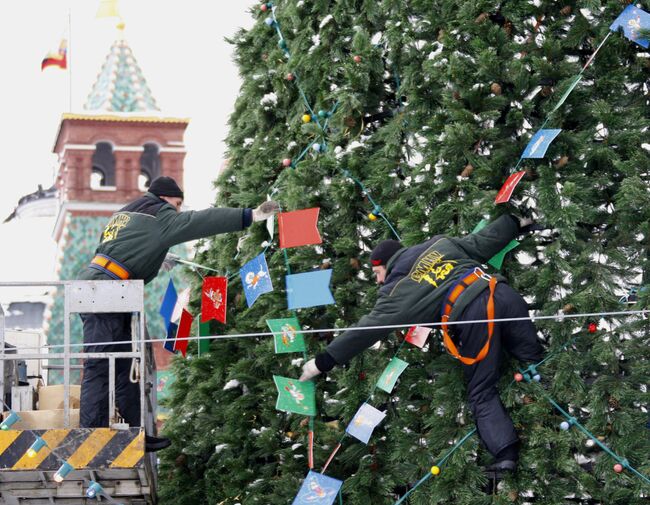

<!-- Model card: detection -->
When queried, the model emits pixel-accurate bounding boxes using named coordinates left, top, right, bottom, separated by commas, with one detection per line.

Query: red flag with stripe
left=174, top=309, right=193, bottom=357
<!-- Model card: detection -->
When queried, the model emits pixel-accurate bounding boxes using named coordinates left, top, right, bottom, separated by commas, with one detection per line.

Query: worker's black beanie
left=149, top=176, right=184, bottom=199
left=370, top=240, right=402, bottom=267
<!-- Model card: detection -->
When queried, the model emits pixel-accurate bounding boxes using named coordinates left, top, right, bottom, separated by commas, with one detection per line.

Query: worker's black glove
left=161, top=253, right=180, bottom=272
left=252, top=201, right=280, bottom=222
left=518, top=216, right=534, bottom=233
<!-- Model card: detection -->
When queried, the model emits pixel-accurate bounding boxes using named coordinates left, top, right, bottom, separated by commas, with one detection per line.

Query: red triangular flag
left=405, top=326, right=432, bottom=348
left=201, top=276, right=227, bottom=323
left=278, top=208, right=322, bottom=249
left=174, top=309, right=194, bottom=357
left=495, top=171, right=526, bottom=204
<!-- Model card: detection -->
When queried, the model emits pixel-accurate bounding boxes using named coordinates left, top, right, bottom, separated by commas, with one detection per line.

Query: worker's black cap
left=149, top=176, right=184, bottom=199
left=370, top=240, right=401, bottom=267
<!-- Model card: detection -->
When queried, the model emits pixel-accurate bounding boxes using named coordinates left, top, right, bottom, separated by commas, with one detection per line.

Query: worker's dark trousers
left=453, top=282, right=544, bottom=459
left=79, top=313, right=141, bottom=428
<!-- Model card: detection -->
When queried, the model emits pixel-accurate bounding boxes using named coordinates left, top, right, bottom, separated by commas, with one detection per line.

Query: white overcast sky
left=0, top=0, right=255, bottom=290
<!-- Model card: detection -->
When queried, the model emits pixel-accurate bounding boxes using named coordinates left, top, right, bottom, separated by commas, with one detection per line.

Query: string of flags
left=152, top=3, right=650, bottom=504
left=494, top=4, right=650, bottom=205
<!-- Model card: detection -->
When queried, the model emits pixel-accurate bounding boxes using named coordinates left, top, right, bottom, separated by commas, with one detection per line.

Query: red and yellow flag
left=41, top=39, right=67, bottom=71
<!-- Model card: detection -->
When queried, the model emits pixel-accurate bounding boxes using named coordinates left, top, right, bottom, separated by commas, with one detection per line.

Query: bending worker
left=78, top=176, right=279, bottom=452
left=300, top=214, right=544, bottom=472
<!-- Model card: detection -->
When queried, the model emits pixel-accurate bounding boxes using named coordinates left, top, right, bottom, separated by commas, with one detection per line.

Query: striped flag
left=41, top=39, right=67, bottom=71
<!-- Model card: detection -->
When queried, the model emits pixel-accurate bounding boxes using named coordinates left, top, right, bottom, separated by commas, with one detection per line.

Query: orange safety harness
left=441, top=267, right=497, bottom=365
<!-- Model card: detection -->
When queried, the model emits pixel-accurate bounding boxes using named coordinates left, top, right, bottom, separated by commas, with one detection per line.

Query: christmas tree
left=158, top=2, right=649, bottom=504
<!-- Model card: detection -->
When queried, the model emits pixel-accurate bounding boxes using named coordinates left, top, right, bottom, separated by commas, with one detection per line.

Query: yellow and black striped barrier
left=0, top=428, right=144, bottom=471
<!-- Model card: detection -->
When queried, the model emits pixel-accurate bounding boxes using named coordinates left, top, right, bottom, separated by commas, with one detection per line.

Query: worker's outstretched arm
left=158, top=201, right=279, bottom=247
left=301, top=291, right=414, bottom=380
left=450, top=214, right=524, bottom=264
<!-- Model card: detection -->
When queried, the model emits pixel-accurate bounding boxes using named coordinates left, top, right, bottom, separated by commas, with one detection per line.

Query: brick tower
left=46, top=29, right=188, bottom=383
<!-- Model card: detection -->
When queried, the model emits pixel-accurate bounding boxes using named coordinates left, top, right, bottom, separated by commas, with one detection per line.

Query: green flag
left=551, top=74, right=582, bottom=114
left=273, top=375, right=316, bottom=416
left=376, top=357, right=409, bottom=393
left=199, top=321, right=211, bottom=355
left=472, top=218, right=520, bottom=269
left=267, top=317, right=306, bottom=354
left=488, top=239, right=520, bottom=270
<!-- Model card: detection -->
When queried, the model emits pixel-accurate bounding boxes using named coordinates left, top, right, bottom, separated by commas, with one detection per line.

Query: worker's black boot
left=484, top=442, right=518, bottom=473
left=145, top=435, right=171, bottom=452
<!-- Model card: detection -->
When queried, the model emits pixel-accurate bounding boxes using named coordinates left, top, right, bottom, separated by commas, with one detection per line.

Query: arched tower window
left=90, top=142, right=116, bottom=189
left=139, top=143, right=160, bottom=191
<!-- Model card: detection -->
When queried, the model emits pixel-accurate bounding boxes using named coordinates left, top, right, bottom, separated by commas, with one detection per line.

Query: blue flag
left=521, top=129, right=562, bottom=159
left=240, top=253, right=273, bottom=307
left=610, top=5, right=650, bottom=48
left=345, top=402, right=386, bottom=444
left=292, top=471, right=342, bottom=505
left=159, top=279, right=178, bottom=328
left=286, top=269, right=335, bottom=310
left=163, top=322, right=178, bottom=353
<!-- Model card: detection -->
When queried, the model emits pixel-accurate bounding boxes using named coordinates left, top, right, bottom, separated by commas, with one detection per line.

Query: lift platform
left=0, top=281, right=158, bottom=505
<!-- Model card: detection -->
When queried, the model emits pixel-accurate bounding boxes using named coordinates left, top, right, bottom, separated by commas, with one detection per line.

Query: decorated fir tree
left=159, top=2, right=649, bottom=504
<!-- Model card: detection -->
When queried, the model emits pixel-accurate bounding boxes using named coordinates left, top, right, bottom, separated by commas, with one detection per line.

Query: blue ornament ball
left=533, top=374, right=541, bottom=382
left=560, top=421, right=570, bottom=431
left=312, top=143, right=321, bottom=152
left=264, top=17, right=274, bottom=26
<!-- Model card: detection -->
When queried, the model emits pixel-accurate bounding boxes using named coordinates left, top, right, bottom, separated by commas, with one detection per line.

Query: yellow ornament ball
left=368, top=213, right=377, bottom=221
left=302, top=114, right=312, bottom=123
left=430, top=465, right=441, bottom=476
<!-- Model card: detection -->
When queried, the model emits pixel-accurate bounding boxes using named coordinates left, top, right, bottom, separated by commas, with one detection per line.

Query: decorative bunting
left=273, top=375, right=316, bottom=416
left=240, top=253, right=273, bottom=307
left=172, top=288, right=191, bottom=323
left=376, top=357, right=409, bottom=393
left=159, top=279, right=178, bottom=328
left=201, top=276, right=228, bottom=323
left=551, top=75, right=582, bottom=113
left=488, top=239, right=520, bottom=270
left=173, top=309, right=193, bottom=358
left=345, top=403, right=386, bottom=444
left=291, top=471, right=342, bottom=505
left=278, top=207, right=322, bottom=249
left=267, top=317, right=306, bottom=353
left=198, top=321, right=211, bottom=355
left=405, top=326, right=432, bottom=348
left=610, top=5, right=650, bottom=48
left=495, top=170, right=526, bottom=204
left=521, top=129, right=562, bottom=159
left=286, top=270, right=335, bottom=310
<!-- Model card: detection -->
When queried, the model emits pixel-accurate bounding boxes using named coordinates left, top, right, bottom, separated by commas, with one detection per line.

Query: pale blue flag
left=521, top=129, right=562, bottom=159
left=286, top=269, right=335, bottom=310
left=610, top=5, right=650, bottom=48
left=345, top=403, right=386, bottom=444
left=292, top=471, right=342, bottom=505
left=240, top=253, right=273, bottom=307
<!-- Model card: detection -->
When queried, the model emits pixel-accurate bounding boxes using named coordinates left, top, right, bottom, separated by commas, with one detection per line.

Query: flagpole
left=68, top=7, right=72, bottom=112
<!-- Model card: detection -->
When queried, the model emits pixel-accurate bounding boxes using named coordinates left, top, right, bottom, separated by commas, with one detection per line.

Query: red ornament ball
left=286, top=73, right=294, bottom=81
left=282, top=158, right=292, bottom=167
left=588, top=323, right=597, bottom=333
left=353, top=55, right=362, bottom=63
left=260, top=3, right=268, bottom=12
left=514, top=373, right=524, bottom=382
left=613, top=463, right=623, bottom=473
left=359, top=372, right=366, bottom=380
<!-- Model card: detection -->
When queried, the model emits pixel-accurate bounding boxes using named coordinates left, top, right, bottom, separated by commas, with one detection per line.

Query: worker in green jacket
left=78, top=176, right=279, bottom=451
left=300, top=214, right=544, bottom=472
